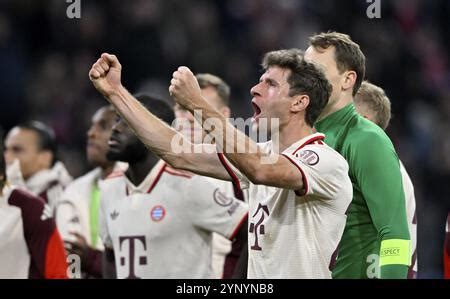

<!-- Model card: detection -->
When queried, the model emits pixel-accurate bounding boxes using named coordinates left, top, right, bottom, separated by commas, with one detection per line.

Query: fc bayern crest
left=150, top=205, right=166, bottom=222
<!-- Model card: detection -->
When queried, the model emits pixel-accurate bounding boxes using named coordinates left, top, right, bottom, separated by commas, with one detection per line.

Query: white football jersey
left=56, top=163, right=127, bottom=249
left=99, top=160, right=248, bottom=279
left=218, top=133, right=353, bottom=278
left=399, top=161, right=418, bottom=277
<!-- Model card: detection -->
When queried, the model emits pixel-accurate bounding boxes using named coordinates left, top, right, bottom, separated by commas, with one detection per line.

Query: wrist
left=106, top=84, right=126, bottom=102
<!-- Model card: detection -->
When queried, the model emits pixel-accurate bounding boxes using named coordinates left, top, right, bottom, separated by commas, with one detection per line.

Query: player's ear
left=291, top=94, right=309, bottom=113
left=342, top=70, right=356, bottom=93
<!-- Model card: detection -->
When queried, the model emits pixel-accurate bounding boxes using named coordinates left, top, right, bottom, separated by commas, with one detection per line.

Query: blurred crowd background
left=0, top=0, right=448, bottom=278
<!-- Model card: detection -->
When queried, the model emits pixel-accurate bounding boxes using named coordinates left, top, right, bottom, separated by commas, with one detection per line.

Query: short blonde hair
left=195, top=73, right=230, bottom=107
left=354, top=81, right=391, bottom=130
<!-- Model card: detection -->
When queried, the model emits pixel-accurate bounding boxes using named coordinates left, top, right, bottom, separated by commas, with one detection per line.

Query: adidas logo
left=40, top=204, right=53, bottom=221
left=110, top=210, right=119, bottom=220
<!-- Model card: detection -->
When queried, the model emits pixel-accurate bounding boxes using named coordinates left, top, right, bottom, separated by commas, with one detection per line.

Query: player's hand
left=65, top=232, right=89, bottom=261
left=169, top=66, right=202, bottom=110
left=89, top=53, right=122, bottom=98
left=5, top=159, right=26, bottom=188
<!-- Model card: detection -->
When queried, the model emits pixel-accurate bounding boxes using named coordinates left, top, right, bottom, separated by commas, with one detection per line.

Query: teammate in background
left=174, top=73, right=246, bottom=279
left=354, top=81, right=418, bottom=278
left=4, top=121, right=72, bottom=208
left=0, top=127, right=68, bottom=279
left=99, top=95, right=248, bottom=279
left=305, top=32, right=411, bottom=278
left=89, top=49, right=353, bottom=278
left=56, top=105, right=124, bottom=278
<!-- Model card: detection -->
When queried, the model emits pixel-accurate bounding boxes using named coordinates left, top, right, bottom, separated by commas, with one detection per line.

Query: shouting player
left=88, top=49, right=353, bottom=278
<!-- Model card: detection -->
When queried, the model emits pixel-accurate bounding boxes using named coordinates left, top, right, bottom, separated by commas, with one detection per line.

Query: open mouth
left=252, top=101, right=262, bottom=120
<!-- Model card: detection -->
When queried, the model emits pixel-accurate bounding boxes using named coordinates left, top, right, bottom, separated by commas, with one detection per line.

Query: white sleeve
left=186, top=176, right=248, bottom=240
left=54, top=199, right=80, bottom=243
left=282, top=145, right=351, bottom=200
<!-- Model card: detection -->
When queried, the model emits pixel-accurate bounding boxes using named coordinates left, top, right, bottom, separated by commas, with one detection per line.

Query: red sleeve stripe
left=217, top=153, right=244, bottom=201
left=229, top=212, right=248, bottom=241
left=281, top=154, right=309, bottom=196
left=292, top=134, right=325, bottom=155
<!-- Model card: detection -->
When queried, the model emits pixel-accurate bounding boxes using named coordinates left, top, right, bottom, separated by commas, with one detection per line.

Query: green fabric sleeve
left=380, top=264, right=408, bottom=279
left=351, top=130, right=410, bottom=279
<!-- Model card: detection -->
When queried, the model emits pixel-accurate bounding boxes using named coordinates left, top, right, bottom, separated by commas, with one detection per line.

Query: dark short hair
left=262, top=48, right=332, bottom=127
left=309, top=31, right=366, bottom=96
left=134, top=94, right=175, bottom=125
left=195, top=73, right=230, bottom=107
left=17, top=121, right=58, bottom=165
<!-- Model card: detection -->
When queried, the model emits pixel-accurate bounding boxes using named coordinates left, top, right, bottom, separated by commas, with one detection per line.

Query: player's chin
left=106, top=148, right=122, bottom=161
left=86, top=146, right=99, bottom=159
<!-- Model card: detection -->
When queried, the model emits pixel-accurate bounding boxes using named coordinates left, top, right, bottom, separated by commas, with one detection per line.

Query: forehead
left=260, top=66, right=291, bottom=82
left=92, top=107, right=115, bottom=123
left=200, top=86, right=222, bottom=107
left=6, top=128, right=39, bottom=147
left=304, top=46, right=337, bottom=71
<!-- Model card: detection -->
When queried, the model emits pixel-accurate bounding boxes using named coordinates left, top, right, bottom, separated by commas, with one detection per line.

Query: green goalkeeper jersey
left=315, top=103, right=411, bottom=279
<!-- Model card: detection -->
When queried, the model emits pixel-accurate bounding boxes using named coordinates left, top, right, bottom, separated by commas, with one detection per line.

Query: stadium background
left=0, top=0, right=448, bottom=278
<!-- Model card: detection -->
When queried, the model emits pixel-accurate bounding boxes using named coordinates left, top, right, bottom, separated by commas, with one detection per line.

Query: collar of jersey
left=125, top=160, right=166, bottom=195
left=283, top=132, right=325, bottom=155
left=314, top=103, right=356, bottom=133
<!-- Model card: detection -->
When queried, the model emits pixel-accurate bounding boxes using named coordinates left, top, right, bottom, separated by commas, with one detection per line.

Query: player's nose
left=87, top=126, right=96, bottom=139
left=4, top=150, right=14, bottom=165
left=250, top=83, right=262, bottom=98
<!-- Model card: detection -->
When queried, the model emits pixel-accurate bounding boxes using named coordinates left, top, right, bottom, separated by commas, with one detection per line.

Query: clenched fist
left=89, top=53, right=122, bottom=97
left=169, top=66, right=202, bottom=110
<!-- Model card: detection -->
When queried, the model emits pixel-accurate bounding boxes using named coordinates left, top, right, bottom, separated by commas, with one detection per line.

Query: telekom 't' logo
left=249, top=203, right=269, bottom=251
left=119, top=235, right=147, bottom=279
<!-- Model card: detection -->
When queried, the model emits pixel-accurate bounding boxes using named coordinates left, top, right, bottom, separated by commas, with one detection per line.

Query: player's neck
left=126, top=154, right=159, bottom=186
left=100, top=163, right=115, bottom=180
left=317, top=94, right=353, bottom=121
left=274, top=119, right=314, bottom=153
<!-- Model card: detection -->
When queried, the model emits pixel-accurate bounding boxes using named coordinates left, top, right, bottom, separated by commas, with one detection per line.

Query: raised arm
left=88, top=53, right=230, bottom=180
left=169, top=66, right=305, bottom=191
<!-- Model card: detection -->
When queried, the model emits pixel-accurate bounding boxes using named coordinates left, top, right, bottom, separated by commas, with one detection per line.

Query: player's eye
left=10, top=146, right=24, bottom=153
